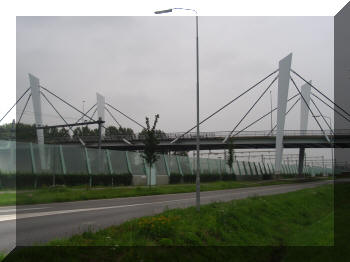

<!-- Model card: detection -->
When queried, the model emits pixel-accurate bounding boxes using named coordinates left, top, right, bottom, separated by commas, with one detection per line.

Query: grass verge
left=1, top=177, right=328, bottom=206
left=47, top=184, right=334, bottom=246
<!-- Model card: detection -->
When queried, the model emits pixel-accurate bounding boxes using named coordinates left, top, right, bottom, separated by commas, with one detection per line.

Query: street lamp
left=155, top=8, right=201, bottom=211
left=314, top=115, right=333, bottom=177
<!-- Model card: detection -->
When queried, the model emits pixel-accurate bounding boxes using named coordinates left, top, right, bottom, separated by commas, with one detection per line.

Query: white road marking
left=0, top=207, right=47, bottom=213
left=0, top=215, right=16, bottom=222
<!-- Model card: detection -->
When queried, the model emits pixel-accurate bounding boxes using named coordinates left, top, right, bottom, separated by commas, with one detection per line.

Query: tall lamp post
left=315, top=115, right=333, bottom=177
left=155, top=8, right=201, bottom=211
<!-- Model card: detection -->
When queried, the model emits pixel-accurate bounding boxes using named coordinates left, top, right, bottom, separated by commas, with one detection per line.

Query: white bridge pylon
left=275, top=53, right=293, bottom=176
left=275, top=53, right=312, bottom=176
left=96, top=92, right=105, bottom=137
left=28, top=73, right=46, bottom=169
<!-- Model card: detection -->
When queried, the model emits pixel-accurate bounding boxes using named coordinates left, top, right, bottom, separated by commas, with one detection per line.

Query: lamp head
left=154, top=9, right=173, bottom=14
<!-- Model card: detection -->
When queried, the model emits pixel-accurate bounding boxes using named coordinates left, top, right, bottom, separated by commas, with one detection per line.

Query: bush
left=200, top=174, right=221, bottom=182
left=183, top=174, right=196, bottom=183
left=0, top=174, right=16, bottom=188
left=169, top=174, right=182, bottom=184
left=262, top=174, right=273, bottom=180
left=222, top=174, right=236, bottom=181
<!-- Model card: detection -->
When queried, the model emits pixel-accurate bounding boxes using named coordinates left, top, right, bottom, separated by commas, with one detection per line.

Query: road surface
left=0, top=180, right=332, bottom=252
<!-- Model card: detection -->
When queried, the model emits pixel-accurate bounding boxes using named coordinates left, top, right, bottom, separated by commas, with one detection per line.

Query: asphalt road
left=0, top=180, right=332, bottom=252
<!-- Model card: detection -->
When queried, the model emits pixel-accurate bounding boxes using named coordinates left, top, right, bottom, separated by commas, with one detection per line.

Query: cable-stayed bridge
left=2, top=53, right=350, bottom=175
left=44, top=130, right=349, bottom=151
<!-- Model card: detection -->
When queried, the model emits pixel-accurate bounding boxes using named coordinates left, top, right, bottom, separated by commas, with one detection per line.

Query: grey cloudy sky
left=16, top=16, right=333, bottom=136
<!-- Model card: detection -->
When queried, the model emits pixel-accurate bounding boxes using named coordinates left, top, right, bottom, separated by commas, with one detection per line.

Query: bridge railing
left=39, top=129, right=349, bottom=144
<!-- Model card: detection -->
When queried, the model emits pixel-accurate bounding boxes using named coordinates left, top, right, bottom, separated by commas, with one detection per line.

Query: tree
left=139, top=127, right=166, bottom=139
left=227, top=139, right=234, bottom=174
left=105, top=126, right=135, bottom=137
left=141, top=114, right=160, bottom=187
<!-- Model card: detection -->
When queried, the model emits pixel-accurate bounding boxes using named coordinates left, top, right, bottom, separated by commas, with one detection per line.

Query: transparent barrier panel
left=208, top=158, right=220, bottom=175
left=87, top=148, right=109, bottom=174
left=128, top=151, right=145, bottom=176
left=248, top=162, right=256, bottom=175
left=220, top=160, right=228, bottom=174
left=109, top=150, right=129, bottom=174
left=189, top=157, right=195, bottom=174
left=154, top=155, right=167, bottom=176
left=62, top=145, right=88, bottom=174
left=233, top=161, right=241, bottom=175
left=46, top=144, right=62, bottom=174
left=200, top=158, right=210, bottom=174
left=241, top=162, right=250, bottom=175
left=165, top=155, right=180, bottom=175
left=178, top=155, right=192, bottom=175
left=251, top=162, right=259, bottom=175
left=16, top=142, right=33, bottom=174
left=0, top=140, right=15, bottom=173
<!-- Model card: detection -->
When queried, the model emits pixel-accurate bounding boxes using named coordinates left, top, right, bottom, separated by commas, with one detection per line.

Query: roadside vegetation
left=1, top=177, right=328, bottom=206
left=2, top=184, right=334, bottom=262
left=48, top=184, right=333, bottom=246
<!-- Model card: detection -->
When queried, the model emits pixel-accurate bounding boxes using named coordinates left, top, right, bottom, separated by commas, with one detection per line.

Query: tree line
left=0, top=123, right=162, bottom=142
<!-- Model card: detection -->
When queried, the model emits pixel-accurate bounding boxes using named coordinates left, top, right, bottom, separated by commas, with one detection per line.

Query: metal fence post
left=105, top=150, right=113, bottom=186
left=163, top=155, right=170, bottom=176
left=258, top=162, right=264, bottom=175
left=236, top=161, right=242, bottom=176
left=176, top=156, right=183, bottom=176
left=29, top=142, right=36, bottom=174
left=59, top=145, right=66, bottom=175
left=248, top=162, right=254, bottom=176
left=242, top=162, right=248, bottom=176
left=84, top=147, right=92, bottom=187
left=125, top=151, right=132, bottom=175
left=106, top=150, right=113, bottom=174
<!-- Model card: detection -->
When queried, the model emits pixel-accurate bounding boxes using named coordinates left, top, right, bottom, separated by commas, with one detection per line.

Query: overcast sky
left=14, top=16, right=335, bottom=161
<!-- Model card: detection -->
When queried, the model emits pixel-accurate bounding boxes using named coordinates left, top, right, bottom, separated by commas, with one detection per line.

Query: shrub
left=183, top=174, right=196, bottom=183
left=222, top=174, right=236, bottom=181
left=159, top=238, right=173, bottom=246
left=0, top=174, right=16, bottom=188
left=169, top=174, right=182, bottom=184
left=200, top=174, right=221, bottom=182
left=262, top=174, right=273, bottom=180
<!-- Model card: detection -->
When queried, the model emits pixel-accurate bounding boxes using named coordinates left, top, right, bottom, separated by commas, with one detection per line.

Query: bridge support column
left=275, top=53, right=292, bottom=178
left=29, top=74, right=46, bottom=170
left=298, top=80, right=312, bottom=177
left=298, top=148, right=305, bottom=176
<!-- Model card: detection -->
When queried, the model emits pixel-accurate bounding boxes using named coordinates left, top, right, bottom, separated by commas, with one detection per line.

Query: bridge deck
left=44, top=130, right=350, bottom=151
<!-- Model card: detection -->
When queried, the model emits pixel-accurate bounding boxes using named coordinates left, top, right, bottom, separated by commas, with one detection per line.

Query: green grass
left=1, top=177, right=328, bottom=206
left=0, top=253, right=6, bottom=262
left=0, top=193, right=15, bottom=206
left=3, top=184, right=336, bottom=262
left=47, top=184, right=333, bottom=247
left=287, top=212, right=334, bottom=246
